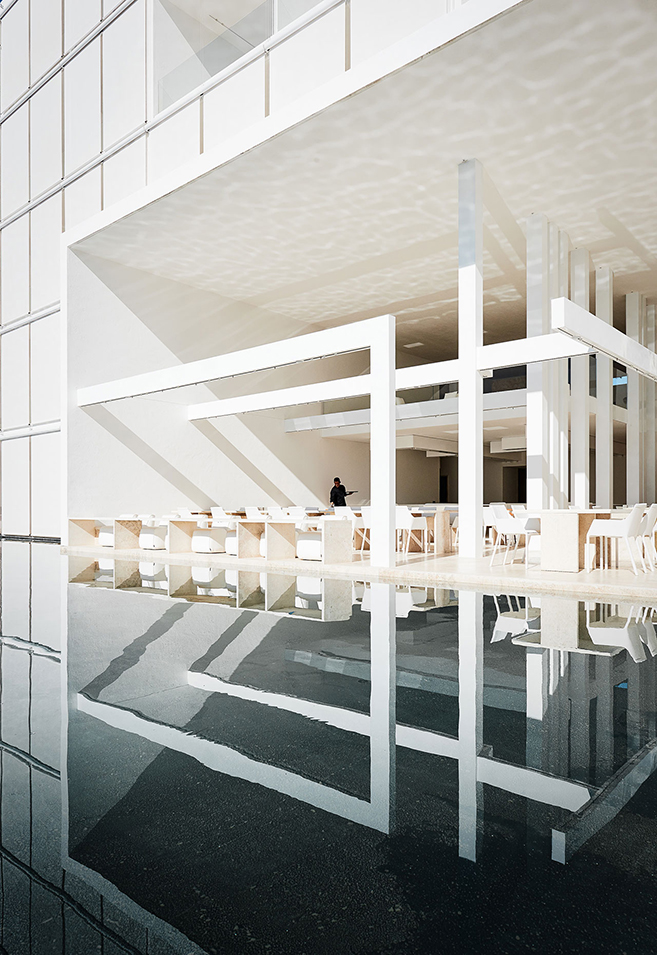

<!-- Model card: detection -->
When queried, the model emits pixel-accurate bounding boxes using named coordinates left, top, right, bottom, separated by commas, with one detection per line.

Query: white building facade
left=0, top=0, right=655, bottom=545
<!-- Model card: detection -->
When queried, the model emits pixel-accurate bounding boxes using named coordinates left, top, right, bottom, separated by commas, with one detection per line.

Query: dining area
left=484, top=502, right=657, bottom=576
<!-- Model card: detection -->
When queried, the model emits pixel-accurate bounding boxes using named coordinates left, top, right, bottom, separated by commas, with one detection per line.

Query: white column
left=558, top=231, right=571, bottom=507
left=457, top=159, right=484, bottom=558
left=526, top=214, right=550, bottom=510
left=595, top=268, right=614, bottom=507
left=626, top=291, right=644, bottom=504
left=645, top=304, right=656, bottom=503
left=570, top=249, right=591, bottom=508
left=370, top=313, right=396, bottom=567
left=369, top=582, right=396, bottom=833
left=458, top=590, right=483, bottom=861
left=547, top=222, right=561, bottom=509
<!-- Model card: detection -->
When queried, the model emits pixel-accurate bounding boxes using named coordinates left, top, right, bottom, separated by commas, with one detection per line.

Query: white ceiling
left=78, top=0, right=657, bottom=366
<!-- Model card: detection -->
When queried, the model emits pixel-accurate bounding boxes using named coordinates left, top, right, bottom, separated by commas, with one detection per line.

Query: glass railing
left=157, top=0, right=322, bottom=111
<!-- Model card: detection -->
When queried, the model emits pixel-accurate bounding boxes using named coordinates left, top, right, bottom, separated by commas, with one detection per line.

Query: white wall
left=67, top=250, right=372, bottom=517
left=0, top=0, right=463, bottom=537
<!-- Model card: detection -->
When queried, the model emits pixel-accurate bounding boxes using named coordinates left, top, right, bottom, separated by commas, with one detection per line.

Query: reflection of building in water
left=68, top=560, right=657, bottom=887
left=0, top=542, right=204, bottom=954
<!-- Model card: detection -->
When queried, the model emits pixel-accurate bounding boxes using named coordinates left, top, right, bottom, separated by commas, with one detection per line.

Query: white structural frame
left=77, top=314, right=397, bottom=568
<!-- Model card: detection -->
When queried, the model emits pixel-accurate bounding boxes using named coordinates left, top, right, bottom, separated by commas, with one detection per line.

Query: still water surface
left=3, top=541, right=657, bottom=953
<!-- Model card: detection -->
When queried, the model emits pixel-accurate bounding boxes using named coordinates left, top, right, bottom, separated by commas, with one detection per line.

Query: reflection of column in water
left=458, top=590, right=483, bottom=861
left=369, top=582, right=397, bottom=834
left=568, top=655, right=591, bottom=782
left=594, top=656, right=615, bottom=783
left=627, top=648, right=656, bottom=752
left=544, top=649, right=570, bottom=779
left=526, top=647, right=547, bottom=770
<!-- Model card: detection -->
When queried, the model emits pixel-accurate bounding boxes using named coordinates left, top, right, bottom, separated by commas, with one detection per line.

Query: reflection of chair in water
left=295, top=576, right=323, bottom=611
left=586, top=604, right=647, bottom=662
left=361, top=584, right=427, bottom=618
left=139, top=562, right=168, bottom=590
left=491, top=595, right=541, bottom=642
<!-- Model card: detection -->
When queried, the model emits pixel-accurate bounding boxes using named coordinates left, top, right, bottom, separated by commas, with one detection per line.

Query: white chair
left=638, top=504, right=657, bottom=571
left=340, top=506, right=365, bottom=550
left=286, top=506, right=306, bottom=520
left=97, top=520, right=114, bottom=547
left=510, top=504, right=528, bottom=518
left=359, top=506, right=372, bottom=553
left=139, top=517, right=167, bottom=550
left=246, top=506, right=266, bottom=521
left=267, top=506, right=286, bottom=520
left=396, top=506, right=427, bottom=556
left=586, top=503, right=646, bottom=575
left=191, top=518, right=226, bottom=553
left=489, top=505, right=539, bottom=566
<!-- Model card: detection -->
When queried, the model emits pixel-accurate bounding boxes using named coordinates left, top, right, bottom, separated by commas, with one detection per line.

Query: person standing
left=329, top=477, right=355, bottom=507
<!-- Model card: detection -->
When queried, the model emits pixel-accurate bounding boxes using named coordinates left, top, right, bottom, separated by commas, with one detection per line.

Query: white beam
left=626, top=292, right=644, bottom=504
left=188, top=374, right=372, bottom=420
left=570, top=249, right=591, bottom=508
left=457, top=158, right=484, bottom=559
left=476, top=333, right=591, bottom=371
left=77, top=319, right=377, bottom=406
left=551, top=296, right=657, bottom=383
left=395, top=358, right=460, bottom=391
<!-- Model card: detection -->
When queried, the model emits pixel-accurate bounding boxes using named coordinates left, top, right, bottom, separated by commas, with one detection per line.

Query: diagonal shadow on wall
left=191, top=418, right=293, bottom=505
left=84, top=404, right=216, bottom=507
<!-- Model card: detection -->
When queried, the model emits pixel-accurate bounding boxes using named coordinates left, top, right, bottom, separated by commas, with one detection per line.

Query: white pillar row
left=457, top=159, right=484, bottom=559
left=558, top=231, right=571, bottom=507
left=645, top=303, right=656, bottom=504
left=526, top=213, right=550, bottom=511
left=626, top=291, right=644, bottom=505
left=570, top=249, right=591, bottom=508
left=595, top=267, right=614, bottom=508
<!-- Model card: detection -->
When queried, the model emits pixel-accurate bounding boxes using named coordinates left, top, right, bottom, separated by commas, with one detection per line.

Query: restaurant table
left=540, top=509, right=611, bottom=573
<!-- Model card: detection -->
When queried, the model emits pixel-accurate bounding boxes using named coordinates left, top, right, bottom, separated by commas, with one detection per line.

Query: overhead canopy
left=75, top=0, right=657, bottom=365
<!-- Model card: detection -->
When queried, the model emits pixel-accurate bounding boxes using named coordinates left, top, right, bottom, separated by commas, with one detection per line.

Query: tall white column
left=645, top=304, right=656, bottom=504
left=547, top=221, right=561, bottom=509
left=370, top=313, right=396, bottom=567
left=458, top=590, right=483, bottom=861
left=595, top=268, right=614, bottom=507
left=570, top=249, right=591, bottom=508
left=369, top=582, right=396, bottom=833
left=526, top=214, right=550, bottom=510
left=457, top=159, right=484, bottom=559
left=626, top=292, right=644, bottom=504
left=558, top=231, right=571, bottom=507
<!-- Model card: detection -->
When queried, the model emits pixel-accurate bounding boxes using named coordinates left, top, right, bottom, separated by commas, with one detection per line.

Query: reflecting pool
left=3, top=540, right=657, bottom=953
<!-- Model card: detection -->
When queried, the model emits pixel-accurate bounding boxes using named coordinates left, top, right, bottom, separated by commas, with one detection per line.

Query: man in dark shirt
left=329, top=477, right=354, bottom=507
